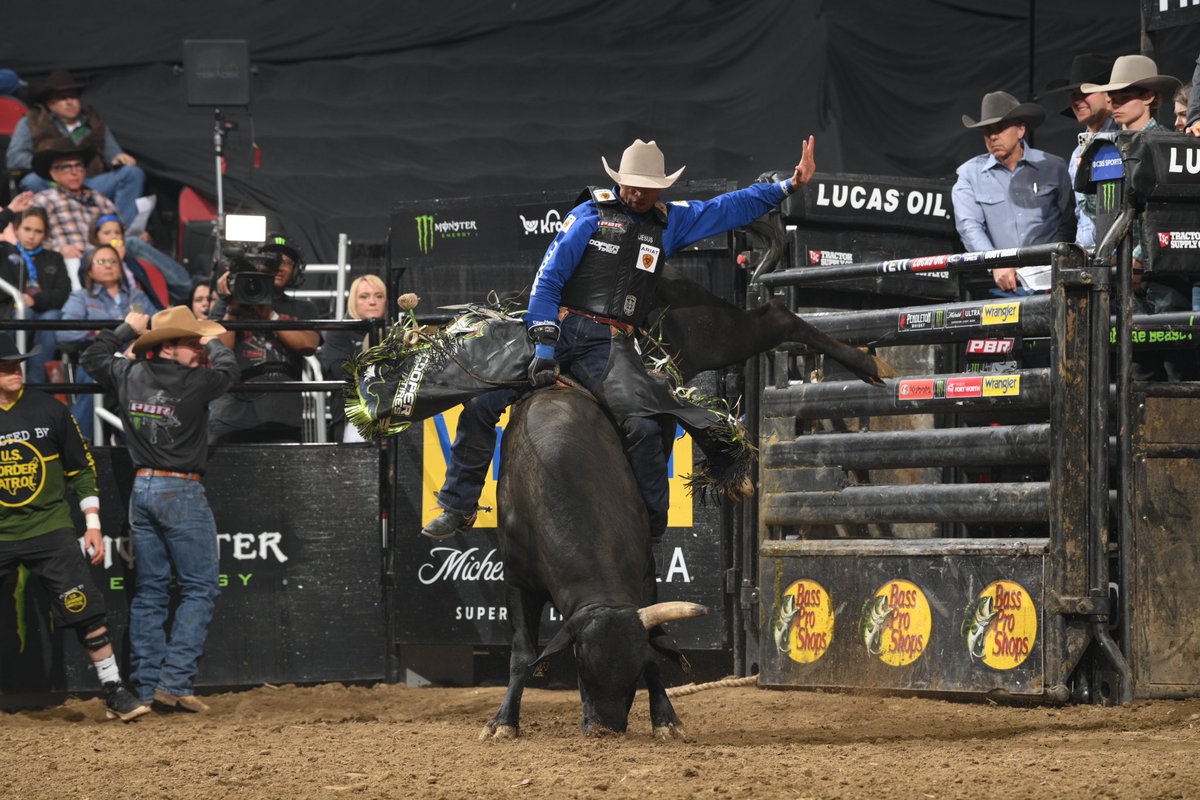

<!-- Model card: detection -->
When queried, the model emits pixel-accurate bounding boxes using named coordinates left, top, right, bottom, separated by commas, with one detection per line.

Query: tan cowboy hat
left=601, top=139, right=685, bottom=189
left=1080, top=55, right=1180, bottom=96
left=133, top=306, right=226, bottom=356
left=962, top=91, right=1045, bottom=129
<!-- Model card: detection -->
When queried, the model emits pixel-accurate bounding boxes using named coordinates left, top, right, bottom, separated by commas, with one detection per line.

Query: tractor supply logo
left=982, top=302, right=1020, bottom=326
left=897, top=379, right=935, bottom=400
left=61, top=586, right=88, bottom=614
left=774, top=579, right=834, bottom=664
left=0, top=439, right=46, bottom=507
left=1099, top=182, right=1118, bottom=214
left=414, top=214, right=479, bottom=254
left=423, top=405, right=695, bottom=529
left=808, top=249, right=854, bottom=266
left=129, top=391, right=182, bottom=445
left=961, top=580, right=1037, bottom=669
left=1158, top=231, right=1200, bottom=249
left=982, top=374, right=1021, bottom=397
left=859, top=580, right=932, bottom=666
left=897, top=310, right=934, bottom=332
left=966, top=338, right=1015, bottom=355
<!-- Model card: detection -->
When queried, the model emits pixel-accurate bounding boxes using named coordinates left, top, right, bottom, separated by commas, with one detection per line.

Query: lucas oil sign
left=422, top=405, right=695, bottom=528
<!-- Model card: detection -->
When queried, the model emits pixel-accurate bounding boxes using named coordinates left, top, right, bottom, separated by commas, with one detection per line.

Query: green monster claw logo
left=1100, top=182, right=1117, bottom=213
left=415, top=214, right=435, bottom=255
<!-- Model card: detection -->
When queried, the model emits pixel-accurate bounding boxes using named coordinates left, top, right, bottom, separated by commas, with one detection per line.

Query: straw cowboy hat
left=132, top=306, right=226, bottom=356
left=962, top=91, right=1045, bottom=129
left=31, top=137, right=96, bottom=180
left=1081, top=55, right=1180, bottom=97
left=0, top=332, right=40, bottom=362
left=602, top=139, right=685, bottom=189
left=1043, top=54, right=1115, bottom=117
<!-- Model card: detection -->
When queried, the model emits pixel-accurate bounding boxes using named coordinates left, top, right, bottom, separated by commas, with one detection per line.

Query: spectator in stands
left=29, top=139, right=117, bottom=260
left=0, top=332, right=149, bottom=722
left=57, top=245, right=153, bottom=439
left=1043, top=54, right=1116, bottom=249
left=0, top=68, right=26, bottom=100
left=189, top=283, right=212, bottom=321
left=90, top=215, right=165, bottom=311
left=317, top=274, right=386, bottom=441
left=1188, top=53, right=1200, bottom=136
left=89, top=214, right=195, bottom=307
left=82, top=306, right=238, bottom=714
left=0, top=200, right=71, bottom=382
left=6, top=70, right=145, bottom=227
left=952, top=91, right=1075, bottom=296
left=1175, top=84, right=1192, bottom=132
left=207, top=232, right=321, bottom=443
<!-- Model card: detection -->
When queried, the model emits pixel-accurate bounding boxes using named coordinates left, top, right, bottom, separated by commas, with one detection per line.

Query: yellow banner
left=982, top=374, right=1021, bottom=397
left=981, top=301, right=1020, bottom=326
left=422, top=406, right=694, bottom=527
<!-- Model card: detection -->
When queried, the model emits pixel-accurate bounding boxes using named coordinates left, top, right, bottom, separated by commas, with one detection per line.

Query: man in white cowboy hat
left=1043, top=54, right=1118, bottom=248
left=0, top=331, right=149, bottom=721
left=423, top=136, right=816, bottom=540
left=952, top=91, right=1075, bottom=295
left=82, top=306, right=238, bottom=713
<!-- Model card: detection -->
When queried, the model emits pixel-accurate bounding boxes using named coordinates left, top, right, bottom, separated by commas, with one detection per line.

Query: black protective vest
left=559, top=186, right=668, bottom=327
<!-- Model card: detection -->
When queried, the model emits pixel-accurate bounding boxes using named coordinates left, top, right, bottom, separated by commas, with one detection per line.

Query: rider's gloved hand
left=527, top=322, right=560, bottom=387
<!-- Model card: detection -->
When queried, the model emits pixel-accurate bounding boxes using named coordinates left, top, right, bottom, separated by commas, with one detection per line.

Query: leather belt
left=136, top=468, right=202, bottom=481
left=559, top=306, right=634, bottom=335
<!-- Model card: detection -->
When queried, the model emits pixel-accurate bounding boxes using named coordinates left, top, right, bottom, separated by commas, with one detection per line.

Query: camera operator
left=206, top=232, right=321, bottom=444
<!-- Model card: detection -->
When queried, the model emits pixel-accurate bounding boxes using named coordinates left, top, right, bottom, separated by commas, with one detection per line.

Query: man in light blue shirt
left=952, top=91, right=1075, bottom=295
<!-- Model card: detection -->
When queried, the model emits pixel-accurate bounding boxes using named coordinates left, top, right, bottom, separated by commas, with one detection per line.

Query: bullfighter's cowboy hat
left=1043, top=54, right=1115, bottom=118
left=132, top=306, right=226, bottom=356
left=0, top=332, right=40, bottom=362
left=31, top=70, right=86, bottom=105
left=962, top=91, right=1046, bottom=129
left=31, top=137, right=96, bottom=180
left=1081, top=54, right=1180, bottom=98
left=602, top=139, right=685, bottom=189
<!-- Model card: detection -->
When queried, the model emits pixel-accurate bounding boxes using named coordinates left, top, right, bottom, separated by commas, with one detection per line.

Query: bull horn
left=638, top=601, right=708, bottom=630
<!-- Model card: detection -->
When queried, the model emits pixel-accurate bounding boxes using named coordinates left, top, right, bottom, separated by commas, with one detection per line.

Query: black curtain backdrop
left=3, top=1, right=1195, bottom=262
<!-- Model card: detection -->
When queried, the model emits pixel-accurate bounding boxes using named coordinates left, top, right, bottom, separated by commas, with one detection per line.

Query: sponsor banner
left=981, top=302, right=1021, bottom=326
left=808, top=248, right=854, bottom=266
left=1145, top=203, right=1200, bottom=273
left=1089, top=143, right=1124, bottom=182
left=897, top=379, right=934, bottom=400
left=897, top=310, right=934, bottom=332
left=859, top=580, right=932, bottom=667
left=982, top=374, right=1021, bottom=397
left=782, top=173, right=956, bottom=236
left=898, top=304, right=989, bottom=334
left=962, top=580, right=1038, bottom=670
left=773, top=580, right=835, bottom=665
left=945, top=376, right=983, bottom=399
left=966, top=338, right=1015, bottom=355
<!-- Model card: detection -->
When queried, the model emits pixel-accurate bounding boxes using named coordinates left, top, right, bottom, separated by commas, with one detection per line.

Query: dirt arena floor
left=2, top=681, right=1198, bottom=800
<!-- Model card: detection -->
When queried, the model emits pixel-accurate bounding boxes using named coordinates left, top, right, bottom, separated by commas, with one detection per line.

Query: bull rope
left=665, top=674, right=758, bottom=697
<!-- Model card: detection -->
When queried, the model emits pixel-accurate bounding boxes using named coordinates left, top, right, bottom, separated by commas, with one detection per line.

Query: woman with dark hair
left=1, top=199, right=72, bottom=382
left=57, top=245, right=152, bottom=439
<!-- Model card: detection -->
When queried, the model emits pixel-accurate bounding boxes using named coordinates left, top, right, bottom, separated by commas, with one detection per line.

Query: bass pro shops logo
left=414, top=214, right=479, bottom=255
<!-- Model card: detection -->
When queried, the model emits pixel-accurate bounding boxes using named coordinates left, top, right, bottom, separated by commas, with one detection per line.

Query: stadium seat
left=0, top=95, right=29, bottom=206
left=177, top=185, right=218, bottom=268
left=134, top=258, right=171, bottom=310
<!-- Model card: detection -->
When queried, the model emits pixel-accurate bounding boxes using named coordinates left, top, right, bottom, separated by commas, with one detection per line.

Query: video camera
left=221, top=243, right=283, bottom=306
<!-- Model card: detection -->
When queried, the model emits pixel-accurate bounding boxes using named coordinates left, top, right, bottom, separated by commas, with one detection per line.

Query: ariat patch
left=636, top=243, right=661, bottom=273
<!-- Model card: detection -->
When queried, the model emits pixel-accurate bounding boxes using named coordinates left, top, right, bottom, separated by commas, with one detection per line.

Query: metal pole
left=336, top=233, right=350, bottom=320
left=0, top=277, right=27, bottom=357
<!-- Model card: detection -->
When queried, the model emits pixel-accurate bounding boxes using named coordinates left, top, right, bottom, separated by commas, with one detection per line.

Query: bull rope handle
left=665, top=674, right=758, bottom=697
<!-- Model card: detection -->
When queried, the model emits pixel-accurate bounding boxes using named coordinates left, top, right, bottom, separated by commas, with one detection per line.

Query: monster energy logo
left=1100, top=182, right=1117, bottom=213
left=415, top=214, right=435, bottom=255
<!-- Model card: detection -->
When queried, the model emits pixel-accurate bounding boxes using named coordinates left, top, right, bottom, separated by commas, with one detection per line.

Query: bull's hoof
left=652, top=724, right=689, bottom=742
left=479, top=723, right=519, bottom=740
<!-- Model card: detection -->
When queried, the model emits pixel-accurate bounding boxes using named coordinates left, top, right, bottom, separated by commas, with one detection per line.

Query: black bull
left=479, top=268, right=891, bottom=738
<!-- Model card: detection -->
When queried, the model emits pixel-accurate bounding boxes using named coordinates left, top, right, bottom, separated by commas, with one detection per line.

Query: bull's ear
left=529, top=625, right=574, bottom=671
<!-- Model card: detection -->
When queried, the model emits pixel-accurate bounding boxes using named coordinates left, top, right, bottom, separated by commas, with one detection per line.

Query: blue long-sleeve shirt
left=951, top=143, right=1074, bottom=253
left=56, top=284, right=153, bottom=347
left=527, top=179, right=792, bottom=331
left=5, top=114, right=125, bottom=171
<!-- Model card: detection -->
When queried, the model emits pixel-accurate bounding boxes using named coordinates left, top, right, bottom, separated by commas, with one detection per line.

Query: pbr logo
left=966, top=338, right=1015, bottom=355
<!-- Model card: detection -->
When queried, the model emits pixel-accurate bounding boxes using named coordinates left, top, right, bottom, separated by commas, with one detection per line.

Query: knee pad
left=75, top=617, right=110, bottom=651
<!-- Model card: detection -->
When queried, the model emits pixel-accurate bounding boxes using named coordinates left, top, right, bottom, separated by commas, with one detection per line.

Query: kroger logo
left=520, top=208, right=567, bottom=236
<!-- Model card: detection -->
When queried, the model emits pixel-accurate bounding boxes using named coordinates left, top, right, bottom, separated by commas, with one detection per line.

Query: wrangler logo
left=982, top=302, right=1020, bottom=326
left=982, top=375, right=1021, bottom=396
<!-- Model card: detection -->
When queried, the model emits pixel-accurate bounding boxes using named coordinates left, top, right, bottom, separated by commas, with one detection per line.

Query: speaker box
left=183, top=40, right=250, bottom=107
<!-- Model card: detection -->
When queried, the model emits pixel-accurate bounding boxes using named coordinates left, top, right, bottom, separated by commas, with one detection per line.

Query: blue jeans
left=70, top=365, right=96, bottom=441
left=128, top=475, right=221, bottom=700
left=22, top=165, right=146, bottom=227
left=126, top=237, right=195, bottom=304
left=19, top=307, right=60, bottom=384
left=436, top=388, right=518, bottom=516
